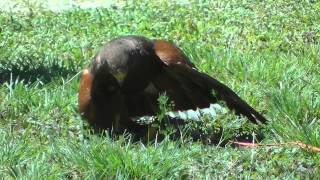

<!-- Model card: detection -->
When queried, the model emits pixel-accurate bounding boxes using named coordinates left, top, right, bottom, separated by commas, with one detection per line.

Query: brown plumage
left=78, top=35, right=267, bottom=135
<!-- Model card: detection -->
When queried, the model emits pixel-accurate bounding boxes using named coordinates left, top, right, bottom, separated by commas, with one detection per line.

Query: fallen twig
left=229, top=141, right=320, bottom=153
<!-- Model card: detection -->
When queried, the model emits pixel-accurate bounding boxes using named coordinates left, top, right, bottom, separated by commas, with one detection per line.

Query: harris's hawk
left=78, top=35, right=267, bottom=136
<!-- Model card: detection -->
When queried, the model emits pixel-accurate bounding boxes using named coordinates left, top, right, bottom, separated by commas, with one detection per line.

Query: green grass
left=0, top=0, right=320, bottom=178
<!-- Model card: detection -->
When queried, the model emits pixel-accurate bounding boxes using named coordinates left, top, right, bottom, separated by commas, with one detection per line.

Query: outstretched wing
left=143, top=39, right=267, bottom=124
left=152, top=63, right=267, bottom=124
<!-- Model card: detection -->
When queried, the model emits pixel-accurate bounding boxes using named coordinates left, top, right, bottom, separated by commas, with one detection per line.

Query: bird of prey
left=78, top=35, right=267, bottom=137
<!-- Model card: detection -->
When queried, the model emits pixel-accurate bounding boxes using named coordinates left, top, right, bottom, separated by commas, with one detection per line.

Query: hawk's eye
left=107, top=85, right=116, bottom=92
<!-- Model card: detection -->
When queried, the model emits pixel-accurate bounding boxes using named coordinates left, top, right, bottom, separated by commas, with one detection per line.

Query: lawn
left=0, top=0, right=319, bottom=178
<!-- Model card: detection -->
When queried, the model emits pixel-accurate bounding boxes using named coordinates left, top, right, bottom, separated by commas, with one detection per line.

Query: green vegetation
left=0, top=0, right=319, bottom=178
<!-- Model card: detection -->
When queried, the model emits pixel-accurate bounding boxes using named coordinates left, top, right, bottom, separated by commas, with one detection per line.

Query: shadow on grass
left=0, top=58, right=79, bottom=84
left=88, top=117, right=266, bottom=147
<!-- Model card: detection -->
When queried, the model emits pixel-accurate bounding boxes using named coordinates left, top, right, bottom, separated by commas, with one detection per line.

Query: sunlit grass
left=0, top=0, right=319, bottom=178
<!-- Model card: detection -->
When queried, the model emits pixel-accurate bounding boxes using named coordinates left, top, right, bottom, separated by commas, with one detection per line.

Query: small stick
left=230, top=141, right=320, bottom=153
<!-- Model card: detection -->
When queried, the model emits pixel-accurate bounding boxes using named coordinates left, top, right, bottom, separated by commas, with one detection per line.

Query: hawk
left=78, top=35, right=267, bottom=136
